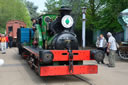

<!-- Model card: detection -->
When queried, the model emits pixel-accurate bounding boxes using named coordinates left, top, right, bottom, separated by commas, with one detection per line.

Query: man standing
left=96, top=34, right=107, bottom=64
left=107, top=32, right=117, bottom=67
left=8, top=35, right=13, bottom=48
left=32, top=18, right=36, bottom=32
left=96, top=34, right=107, bottom=51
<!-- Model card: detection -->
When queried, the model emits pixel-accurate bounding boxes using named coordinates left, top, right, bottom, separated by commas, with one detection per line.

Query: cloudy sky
left=26, top=0, right=46, bottom=13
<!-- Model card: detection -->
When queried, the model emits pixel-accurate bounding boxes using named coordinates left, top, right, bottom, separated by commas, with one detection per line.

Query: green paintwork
left=42, top=14, right=57, bottom=27
left=36, top=24, right=43, bottom=48
left=47, top=35, right=56, bottom=46
left=41, top=14, right=57, bottom=46
left=29, top=14, right=57, bottom=48
left=42, top=14, right=57, bottom=39
left=66, top=18, right=70, bottom=24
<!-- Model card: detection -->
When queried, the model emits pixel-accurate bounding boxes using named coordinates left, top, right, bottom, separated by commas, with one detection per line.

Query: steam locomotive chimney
left=59, top=6, right=72, bottom=17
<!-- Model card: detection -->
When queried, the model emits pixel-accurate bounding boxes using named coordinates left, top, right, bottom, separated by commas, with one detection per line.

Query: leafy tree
left=25, top=1, right=39, bottom=19
left=98, top=0, right=128, bottom=32
left=0, top=0, right=32, bottom=33
left=44, top=0, right=62, bottom=14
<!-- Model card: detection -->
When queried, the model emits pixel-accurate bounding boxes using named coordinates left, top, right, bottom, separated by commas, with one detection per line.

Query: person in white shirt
left=96, top=34, right=107, bottom=48
left=107, top=32, right=117, bottom=67
left=96, top=34, right=107, bottom=64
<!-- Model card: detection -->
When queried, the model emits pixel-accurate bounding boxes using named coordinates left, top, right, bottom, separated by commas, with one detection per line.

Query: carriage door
left=8, top=26, right=13, bottom=36
left=13, top=22, right=20, bottom=39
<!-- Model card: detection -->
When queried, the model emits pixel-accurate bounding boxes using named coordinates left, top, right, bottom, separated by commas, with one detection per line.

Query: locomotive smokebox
left=59, top=6, right=72, bottom=17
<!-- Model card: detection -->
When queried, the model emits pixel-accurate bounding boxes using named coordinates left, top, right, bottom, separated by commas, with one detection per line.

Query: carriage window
left=8, top=26, right=13, bottom=32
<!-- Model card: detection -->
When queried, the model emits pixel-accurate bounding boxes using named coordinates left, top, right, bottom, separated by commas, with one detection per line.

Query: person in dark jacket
left=8, top=35, right=13, bottom=48
left=32, top=18, right=37, bottom=32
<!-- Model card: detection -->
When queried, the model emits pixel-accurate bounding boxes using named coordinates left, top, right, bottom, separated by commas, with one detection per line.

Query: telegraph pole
left=82, top=7, right=87, bottom=48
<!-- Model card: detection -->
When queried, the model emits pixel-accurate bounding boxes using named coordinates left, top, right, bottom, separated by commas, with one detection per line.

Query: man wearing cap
left=107, top=32, right=117, bottom=67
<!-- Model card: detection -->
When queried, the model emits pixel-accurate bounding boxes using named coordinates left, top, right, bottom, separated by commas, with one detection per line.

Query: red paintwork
left=40, top=65, right=98, bottom=76
left=51, top=50, right=90, bottom=61
left=23, top=47, right=91, bottom=61
left=6, top=20, right=26, bottom=41
left=22, top=46, right=98, bottom=76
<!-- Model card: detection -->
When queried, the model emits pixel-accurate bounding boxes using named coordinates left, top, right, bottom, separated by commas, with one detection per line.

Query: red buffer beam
left=40, top=65, right=98, bottom=76
left=51, top=50, right=91, bottom=61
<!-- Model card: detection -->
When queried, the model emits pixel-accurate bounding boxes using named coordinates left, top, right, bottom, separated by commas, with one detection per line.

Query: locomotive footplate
left=23, top=46, right=40, bottom=57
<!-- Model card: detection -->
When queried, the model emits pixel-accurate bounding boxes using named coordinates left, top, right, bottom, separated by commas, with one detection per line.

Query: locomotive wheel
left=35, top=59, right=40, bottom=75
left=28, top=57, right=35, bottom=70
left=30, top=62, right=34, bottom=70
left=118, top=49, right=128, bottom=60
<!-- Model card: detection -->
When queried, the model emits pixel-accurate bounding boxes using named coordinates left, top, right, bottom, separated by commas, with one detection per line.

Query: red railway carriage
left=6, top=20, right=26, bottom=45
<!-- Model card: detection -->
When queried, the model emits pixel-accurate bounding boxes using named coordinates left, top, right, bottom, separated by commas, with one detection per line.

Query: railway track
left=73, top=75, right=95, bottom=85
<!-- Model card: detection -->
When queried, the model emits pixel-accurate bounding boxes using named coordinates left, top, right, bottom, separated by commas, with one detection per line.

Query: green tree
left=98, top=0, right=128, bottom=32
left=25, top=1, right=39, bottom=19
left=44, top=0, right=62, bottom=14
left=0, top=0, right=32, bottom=33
